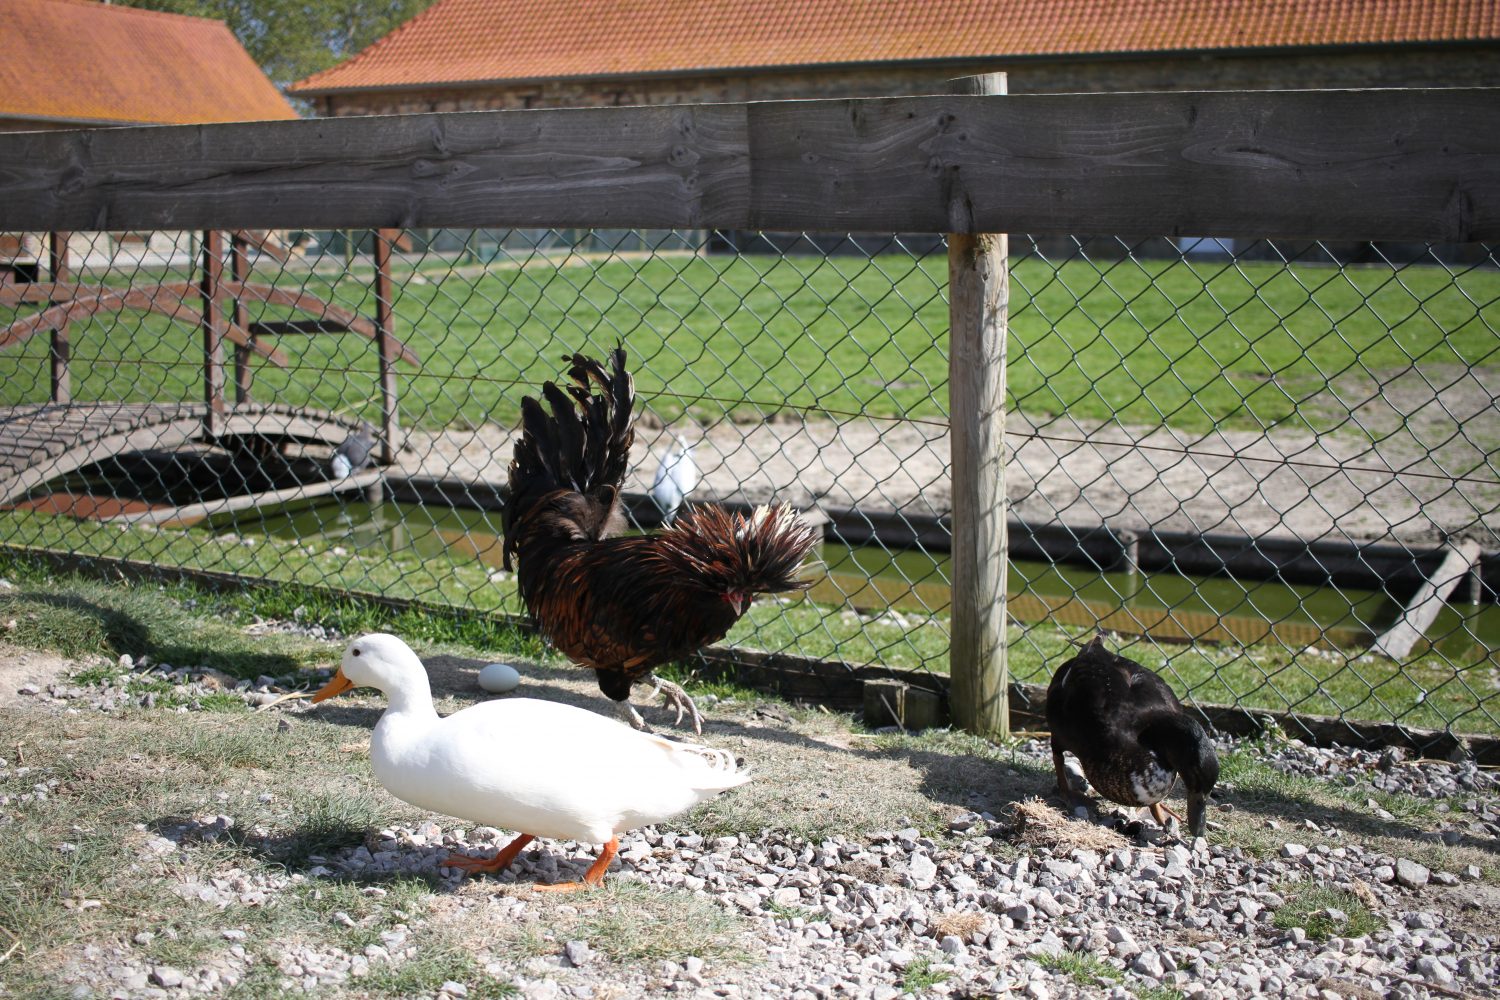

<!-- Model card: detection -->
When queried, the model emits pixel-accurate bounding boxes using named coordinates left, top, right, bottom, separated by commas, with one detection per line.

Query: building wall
left=316, top=46, right=1500, bottom=116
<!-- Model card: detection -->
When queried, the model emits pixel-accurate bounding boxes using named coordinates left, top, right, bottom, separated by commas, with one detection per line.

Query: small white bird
left=310, top=634, right=749, bottom=890
left=650, top=434, right=699, bottom=525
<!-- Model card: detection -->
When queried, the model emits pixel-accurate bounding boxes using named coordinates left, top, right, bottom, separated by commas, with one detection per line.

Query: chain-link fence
left=1, top=226, right=1496, bottom=739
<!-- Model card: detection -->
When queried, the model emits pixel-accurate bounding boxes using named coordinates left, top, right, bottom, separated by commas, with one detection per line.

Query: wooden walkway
left=0, top=401, right=375, bottom=509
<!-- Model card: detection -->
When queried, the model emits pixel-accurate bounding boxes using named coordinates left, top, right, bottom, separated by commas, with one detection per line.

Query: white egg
left=476, top=662, right=521, bottom=694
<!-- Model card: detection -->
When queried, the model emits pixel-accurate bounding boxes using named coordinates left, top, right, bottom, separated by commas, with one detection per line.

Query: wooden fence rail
left=0, top=89, right=1496, bottom=240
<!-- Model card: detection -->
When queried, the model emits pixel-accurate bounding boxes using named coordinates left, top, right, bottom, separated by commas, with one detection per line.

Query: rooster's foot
left=616, top=699, right=651, bottom=732
left=650, top=676, right=704, bottom=735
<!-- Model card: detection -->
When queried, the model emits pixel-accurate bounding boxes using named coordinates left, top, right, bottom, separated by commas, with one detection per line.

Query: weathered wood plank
left=0, top=103, right=751, bottom=233
left=1372, top=540, right=1483, bottom=660
left=0, top=90, right=1494, bottom=239
left=745, top=89, right=1500, bottom=239
left=105, top=470, right=382, bottom=526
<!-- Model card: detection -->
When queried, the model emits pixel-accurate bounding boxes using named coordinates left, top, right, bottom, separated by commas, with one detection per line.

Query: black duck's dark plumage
left=1046, top=634, right=1219, bottom=837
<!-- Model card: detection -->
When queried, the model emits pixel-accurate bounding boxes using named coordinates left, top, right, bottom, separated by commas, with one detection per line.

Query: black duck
left=1046, top=634, right=1219, bottom=837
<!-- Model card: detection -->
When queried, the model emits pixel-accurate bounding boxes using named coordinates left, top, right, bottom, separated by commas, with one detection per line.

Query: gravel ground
left=5, top=633, right=1498, bottom=1000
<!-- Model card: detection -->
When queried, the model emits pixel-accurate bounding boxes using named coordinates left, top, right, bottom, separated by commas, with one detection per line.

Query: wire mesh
left=0, top=227, right=1495, bottom=738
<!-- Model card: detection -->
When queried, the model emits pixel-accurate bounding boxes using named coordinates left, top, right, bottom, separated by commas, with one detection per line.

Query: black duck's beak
left=1186, top=790, right=1210, bottom=839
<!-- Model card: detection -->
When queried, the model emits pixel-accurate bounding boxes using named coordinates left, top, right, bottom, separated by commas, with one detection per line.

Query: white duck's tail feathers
left=647, top=735, right=753, bottom=790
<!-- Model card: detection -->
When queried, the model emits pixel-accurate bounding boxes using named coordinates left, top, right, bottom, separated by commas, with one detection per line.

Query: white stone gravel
left=6, top=651, right=1498, bottom=999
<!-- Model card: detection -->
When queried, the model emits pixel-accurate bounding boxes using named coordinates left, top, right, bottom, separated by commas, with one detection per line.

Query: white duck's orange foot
left=443, top=833, right=535, bottom=876
left=531, top=836, right=618, bottom=892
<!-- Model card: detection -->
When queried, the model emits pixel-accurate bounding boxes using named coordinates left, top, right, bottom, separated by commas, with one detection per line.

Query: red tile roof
left=1, top=0, right=296, bottom=126
left=290, top=0, right=1500, bottom=96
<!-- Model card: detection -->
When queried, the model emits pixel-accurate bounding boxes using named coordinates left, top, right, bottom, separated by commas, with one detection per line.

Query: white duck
left=311, top=633, right=749, bottom=890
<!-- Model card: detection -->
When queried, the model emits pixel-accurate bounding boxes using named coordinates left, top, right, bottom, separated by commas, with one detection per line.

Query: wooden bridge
left=0, top=230, right=418, bottom=524
left=0, top=401, right=383, bottom=524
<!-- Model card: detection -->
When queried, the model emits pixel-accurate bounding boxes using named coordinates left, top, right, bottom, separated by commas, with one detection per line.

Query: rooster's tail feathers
left=504, top=346, right=635, bottom=567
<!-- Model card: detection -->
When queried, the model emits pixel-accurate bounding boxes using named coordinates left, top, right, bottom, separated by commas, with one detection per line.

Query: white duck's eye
left=352, top=649, right=361, bottom=657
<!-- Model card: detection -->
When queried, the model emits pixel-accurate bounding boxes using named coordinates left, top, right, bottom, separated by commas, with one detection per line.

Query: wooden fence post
left=947, top=73, right=1009, bottom=740
left=373, top=229, right=401, bottom=465
left=47, top=232, right=70, bottom=403
left=229, top=233, right=252, bottom=404
left=199, top=230, right=226, bottom=435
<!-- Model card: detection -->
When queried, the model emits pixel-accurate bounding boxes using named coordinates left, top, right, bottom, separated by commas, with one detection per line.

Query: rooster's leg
left=650, top=675, right=703, bottom=735
left=442, top=832, right=535, bottom=876
left=534, top=837, right=618, bottom=893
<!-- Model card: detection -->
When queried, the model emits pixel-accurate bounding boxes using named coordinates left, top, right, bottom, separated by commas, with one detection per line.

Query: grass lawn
left=2, top=251, right=1496, bottom=434
left=1, top=519, right=1494, bottom=736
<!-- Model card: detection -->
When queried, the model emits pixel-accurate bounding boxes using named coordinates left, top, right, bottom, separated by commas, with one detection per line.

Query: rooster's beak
left=311, top=668, right=356, bottom=703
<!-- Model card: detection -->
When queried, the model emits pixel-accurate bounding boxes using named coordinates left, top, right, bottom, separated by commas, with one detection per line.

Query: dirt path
left=0, top=640, right=74, bottom=708
left=396, top=378, right=1499, bottom=549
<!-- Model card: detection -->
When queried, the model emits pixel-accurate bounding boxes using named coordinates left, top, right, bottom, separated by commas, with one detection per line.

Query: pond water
left=202, top=498, right=1500, bottom=657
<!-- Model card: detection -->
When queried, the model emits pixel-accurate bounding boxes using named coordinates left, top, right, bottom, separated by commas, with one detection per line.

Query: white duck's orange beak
left=311, top=668, right=356, bottom=703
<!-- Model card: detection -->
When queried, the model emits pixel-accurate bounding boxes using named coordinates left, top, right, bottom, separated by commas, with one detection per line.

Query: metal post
left=373, top=229, right=401, bottom=465
left=200, top=230, right=226, bottom=435
left=230, top=233, right=252, bottom=404
left=946, top=73, right=1009, bottom=740
left=48, top=232, right=70, bottom=403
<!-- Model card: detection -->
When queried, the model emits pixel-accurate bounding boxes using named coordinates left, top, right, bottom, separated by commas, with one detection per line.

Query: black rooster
left=503, top=346, right=820, bottom=731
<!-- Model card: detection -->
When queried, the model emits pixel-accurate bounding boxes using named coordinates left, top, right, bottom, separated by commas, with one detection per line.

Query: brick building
left=288, top=0, right=1500, bottom=116
left=0, top=0, right=295, bottom=132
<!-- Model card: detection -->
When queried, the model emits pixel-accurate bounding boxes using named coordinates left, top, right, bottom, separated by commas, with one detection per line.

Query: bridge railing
left=0, top=87, right=1497, bottom=755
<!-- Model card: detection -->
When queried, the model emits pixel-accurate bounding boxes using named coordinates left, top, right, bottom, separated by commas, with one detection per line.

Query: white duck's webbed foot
left=650, top=676, right=704, bottom=735
left=615, top=698, right=651, bottom=732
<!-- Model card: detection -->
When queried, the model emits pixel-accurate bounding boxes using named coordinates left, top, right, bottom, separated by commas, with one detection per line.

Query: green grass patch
left=3, top=254, right=1496, bottom=435
left=269, top=788, right=392, bottom=868
left=900, top=955, right=951, bottom=993
left=359, top=948, right=517, bottom=999
left=2, top=535, right=1495, bottom=736
left=1271, top=884, right=1383, bottom=941
left=764, top=900, right=829, bottom=923
left=1038, top=951, right=1125, bottom=987
left=575, top=880, right=750, bottom=964
left=1133, top=987, right=1186, bottom=1000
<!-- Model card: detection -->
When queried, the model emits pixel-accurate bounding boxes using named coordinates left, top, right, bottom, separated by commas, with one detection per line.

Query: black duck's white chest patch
left=1130, top=761, right=1176, bottom=804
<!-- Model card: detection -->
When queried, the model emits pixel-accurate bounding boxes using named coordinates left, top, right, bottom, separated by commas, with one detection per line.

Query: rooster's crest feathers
left=654, top=503, right=819, bottom=596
